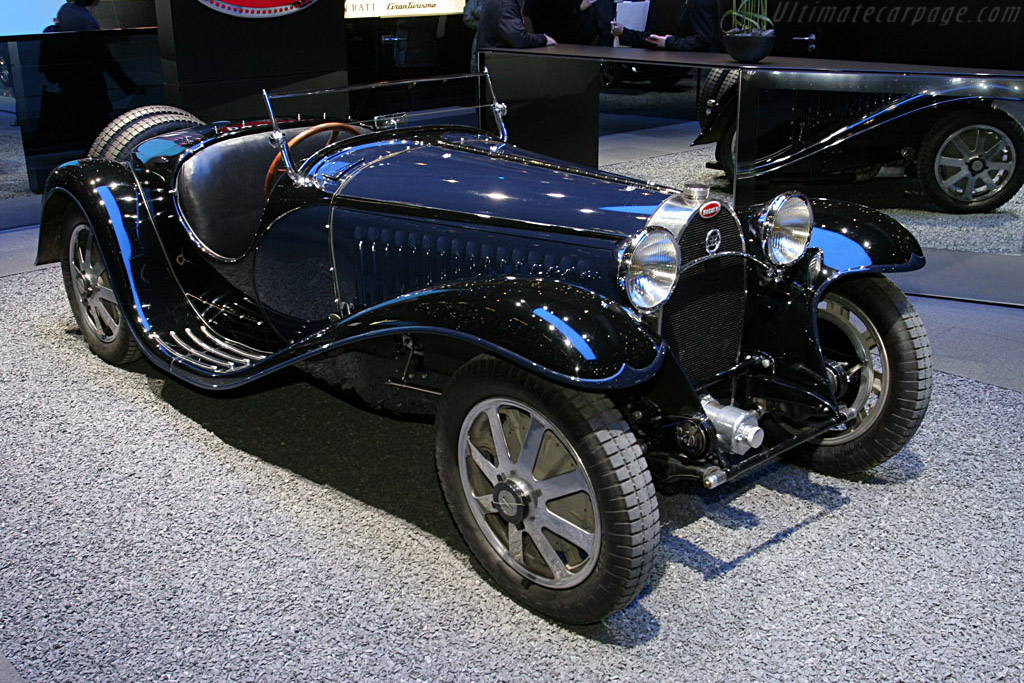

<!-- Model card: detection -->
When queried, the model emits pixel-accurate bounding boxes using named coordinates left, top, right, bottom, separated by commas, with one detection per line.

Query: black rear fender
left=37, top=160, right=141, bottom=266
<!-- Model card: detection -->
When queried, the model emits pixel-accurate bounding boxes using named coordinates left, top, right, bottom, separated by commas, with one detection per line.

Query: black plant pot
left=723, top=32, right=775, bottom=63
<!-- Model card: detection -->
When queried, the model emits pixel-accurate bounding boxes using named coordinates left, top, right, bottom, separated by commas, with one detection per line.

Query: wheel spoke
left=508, top=525, right=525, bottom=563
left=972, top=131, right=986, bottom=154
left=984, top=145, right=1010, bottom=164
left=526, top=522, right=572, bottom=581
left=937, top=155, right=966, bottom=169
left=470, top=490, right=496, bottom=515
left=951, top=135, right=973, bottom=157
left=532, top=507, right=594, bottom=554
left=96, top=285, right=117, bottom=305
left=485, top=406, right=513, bottom=472
left=965, top=175, right=981, bottom=197
left=467, top=441, right=499, bottom=486
left=535, top=468, right=589, bottom=502
left=987, top=161, right=1013, bottom=172
left=871, top=373, right=885, bottom=395
left=941, top=169, right=969, bottom=191
left=515, top=416, right=547, bottom=477
left=94, top=300, right=118, bottom=333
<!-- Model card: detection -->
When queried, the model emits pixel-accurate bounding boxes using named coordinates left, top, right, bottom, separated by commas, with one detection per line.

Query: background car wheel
left=790, top=277, right=932, bottom=475
left=436, top=356, right=659, bottom=624
left=60, top=215, right=141, bottom=365
left=917, top=108, right=1024, bottom=213
left=89, top=105, right=204, bottom=162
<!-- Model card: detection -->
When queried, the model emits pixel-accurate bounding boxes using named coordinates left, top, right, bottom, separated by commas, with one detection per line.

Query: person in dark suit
left=56, top=0, right=102, bottom=32
left=612, top=0, right=720, bottom=51
left=524, top=0, right=598, bottom=45
left=477, top=0, right=556, bottom=49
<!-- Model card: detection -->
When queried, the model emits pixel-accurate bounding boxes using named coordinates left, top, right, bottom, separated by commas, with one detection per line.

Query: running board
left=155, top=325, right=269, bottom=373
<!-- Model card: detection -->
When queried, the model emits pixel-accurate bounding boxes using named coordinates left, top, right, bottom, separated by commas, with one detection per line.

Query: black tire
left=791, top=276, right=932, bottom=475
left=917, top=107, right=1024, bottom=213
left=436, top=356, right=659, bottom=624
left=89, top=106, right=203, bottom=162
left=697, top=67, right=737, bottom=131
left=60, top=213, right=141, bottom=365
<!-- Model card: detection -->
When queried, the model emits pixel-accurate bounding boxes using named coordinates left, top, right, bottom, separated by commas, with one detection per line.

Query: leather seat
left=175, top=128, right=344, bottom=261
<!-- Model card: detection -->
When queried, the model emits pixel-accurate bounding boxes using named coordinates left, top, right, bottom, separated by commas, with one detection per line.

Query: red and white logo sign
left=699, top=201, right=721, bottom=219
left=196, top=0, right=320, bottom=18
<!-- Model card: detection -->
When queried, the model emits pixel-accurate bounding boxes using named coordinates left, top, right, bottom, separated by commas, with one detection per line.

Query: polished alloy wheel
left=817, top=292, right=891, bottom=446
left=458, top=397, right=599, bottom=589
left=933, top=124, right=1017, bottom=203
left=68, top=223, right=122, bottom=343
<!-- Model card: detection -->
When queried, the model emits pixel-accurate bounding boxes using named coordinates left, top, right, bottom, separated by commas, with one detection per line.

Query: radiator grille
left=661, top=211, right=747, bottom=386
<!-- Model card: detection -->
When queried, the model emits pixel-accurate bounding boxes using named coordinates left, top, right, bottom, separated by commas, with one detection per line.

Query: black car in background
left=696, top=67, right=1024, bottom=213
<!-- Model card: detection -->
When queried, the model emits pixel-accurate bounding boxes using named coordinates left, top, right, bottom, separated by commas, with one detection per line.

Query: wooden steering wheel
left=264, top=122, right=365, bottom=197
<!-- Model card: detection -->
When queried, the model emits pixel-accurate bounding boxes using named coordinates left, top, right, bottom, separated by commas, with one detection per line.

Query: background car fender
left=327, top=277, right=669, bottom=390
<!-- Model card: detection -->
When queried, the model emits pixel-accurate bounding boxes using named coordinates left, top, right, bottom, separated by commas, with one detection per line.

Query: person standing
left=477, top=0, right=556, bottom=49
left=525, top=0, right=598, bottom=45
left=56, top=0, right=102, bottom=32
left=612, top=0, right=720, bottom=51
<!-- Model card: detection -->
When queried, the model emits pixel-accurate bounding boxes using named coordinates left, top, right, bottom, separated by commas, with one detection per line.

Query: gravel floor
left=2, top=266, right=1023, bottom=681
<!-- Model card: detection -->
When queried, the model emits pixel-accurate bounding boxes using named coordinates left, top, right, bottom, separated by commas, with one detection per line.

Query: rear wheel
left=89, top=105, right=204, bottom=162
left=917, top=108, right=1024, bottom=213
left=436, top=356, right=659, bottom=624
left=60, top=215, right=140, bottom=365
left=791, top=277, right=931, bottom=475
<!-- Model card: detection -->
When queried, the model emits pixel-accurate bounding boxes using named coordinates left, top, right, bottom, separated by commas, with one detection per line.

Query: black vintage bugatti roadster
left=36, top=73, right=932, bottom=623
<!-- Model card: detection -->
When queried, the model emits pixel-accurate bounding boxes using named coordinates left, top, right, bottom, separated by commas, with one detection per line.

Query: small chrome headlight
left=617, top=227, right=680, bottom=312
left=758, top=192, right=813, bottom=266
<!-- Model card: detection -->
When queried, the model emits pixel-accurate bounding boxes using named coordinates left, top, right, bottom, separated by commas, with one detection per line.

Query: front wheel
left=436, top=356, right=659, bottom=624
left=792, top=277, right=932, bottom=475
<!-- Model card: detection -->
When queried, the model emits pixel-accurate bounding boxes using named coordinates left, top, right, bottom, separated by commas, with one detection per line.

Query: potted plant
left=720, top=0, right=775, bottom=63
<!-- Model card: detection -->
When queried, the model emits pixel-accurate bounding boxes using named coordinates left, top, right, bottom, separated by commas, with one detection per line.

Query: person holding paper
left=612, top=0, right=720, bottom=51
left=525, top=0, right=599, bottom=45
left=478, top=0, right=557, bottom=49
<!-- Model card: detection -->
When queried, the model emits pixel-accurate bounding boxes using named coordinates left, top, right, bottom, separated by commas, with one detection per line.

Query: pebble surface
left=2, top=258, right=1023, bottom=681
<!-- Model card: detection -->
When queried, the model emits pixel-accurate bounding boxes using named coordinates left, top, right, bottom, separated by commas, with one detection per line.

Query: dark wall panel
left=154, top=0, right=346, bottom=119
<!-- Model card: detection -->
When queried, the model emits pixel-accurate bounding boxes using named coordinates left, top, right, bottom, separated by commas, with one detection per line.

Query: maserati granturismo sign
left=196, top=0, right=320, bottom=18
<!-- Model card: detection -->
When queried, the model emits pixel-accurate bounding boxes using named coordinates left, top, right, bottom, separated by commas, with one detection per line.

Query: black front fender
left=331, top=277, right=668, bottom=390
left=808, top=198, right=925, bottom=291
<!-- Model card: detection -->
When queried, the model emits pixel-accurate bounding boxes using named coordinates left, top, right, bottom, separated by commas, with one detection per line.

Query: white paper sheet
left=615, top=0, right=650, bottom=32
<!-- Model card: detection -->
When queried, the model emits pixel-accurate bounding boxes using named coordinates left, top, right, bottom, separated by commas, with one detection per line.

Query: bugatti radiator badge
left=705, top=228, right=722, bottom=255
left=195, top=0, right=319, bottom=18
left=699, top=200, right=722, bottom=219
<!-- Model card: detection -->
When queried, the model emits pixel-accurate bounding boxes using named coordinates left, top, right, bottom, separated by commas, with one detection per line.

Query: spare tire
left=89, top=106, right=204, bottom=162
left=697, top=67, right=739, bottom=132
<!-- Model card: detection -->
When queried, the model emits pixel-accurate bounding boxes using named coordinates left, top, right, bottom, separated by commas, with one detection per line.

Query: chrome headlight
left=758, top=192, right=813, bottom=266
left=617, top=227, right=680, bottom=312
